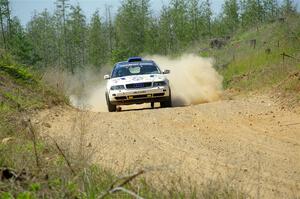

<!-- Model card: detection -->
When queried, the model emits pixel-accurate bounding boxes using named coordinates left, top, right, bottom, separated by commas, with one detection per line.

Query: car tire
left=105, top=92, right=117, bottom=112
left=151, top=102, right=155, bottom=109
left=160, top=89, right=172, bottom=108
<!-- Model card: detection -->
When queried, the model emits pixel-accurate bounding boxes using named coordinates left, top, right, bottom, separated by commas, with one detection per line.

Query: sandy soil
left=33, top=95, right=300, bottom=198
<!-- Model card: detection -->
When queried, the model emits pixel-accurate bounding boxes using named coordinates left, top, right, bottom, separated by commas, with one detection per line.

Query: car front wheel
left=105, top=92, right=117, bottom=112
left=160, top=89, right=172, bottom=108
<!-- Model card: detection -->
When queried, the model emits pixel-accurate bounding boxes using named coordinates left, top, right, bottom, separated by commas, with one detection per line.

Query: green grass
left=201, top=15, right=300, bottom=93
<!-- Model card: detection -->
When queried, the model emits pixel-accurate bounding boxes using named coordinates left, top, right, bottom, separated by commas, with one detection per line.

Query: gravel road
left=34, top=95, right=300, bottom=198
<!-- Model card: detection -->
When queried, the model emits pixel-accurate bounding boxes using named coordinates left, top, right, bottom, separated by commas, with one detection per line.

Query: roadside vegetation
left=206, top=14, right=300, bottom=106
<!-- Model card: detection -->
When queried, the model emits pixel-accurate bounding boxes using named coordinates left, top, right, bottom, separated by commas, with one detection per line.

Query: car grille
left=115, top=93, right=166, bottom=101
left=115, top=96, right=127, bottom=100
left=126, top=82, right=152, bottom=89
left=131, top=94, right=148, bottom=99
left=153, top=93, right=165, bottom=97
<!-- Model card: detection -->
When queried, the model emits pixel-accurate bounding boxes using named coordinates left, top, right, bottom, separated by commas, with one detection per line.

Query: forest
left=0, top=0, right=298, bottom=73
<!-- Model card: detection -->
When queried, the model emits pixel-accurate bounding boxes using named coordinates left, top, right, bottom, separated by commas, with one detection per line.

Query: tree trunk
left=0, top=6, right=7, bottom=50
left=5, top=0, right=11, bottom=43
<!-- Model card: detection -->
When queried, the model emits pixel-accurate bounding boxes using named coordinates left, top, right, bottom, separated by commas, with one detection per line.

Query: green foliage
left=29, top=183, right=41, bottom=192
left=240, top=0, right=264, bottom=28
left=0, top=49, right=16, bottom=65
left=209, top=15, right=300, bottom=92
left=66, top=5, right=87, bottom=72
left=263, top=0, right=279, bottom=21
left=111, top=48, right=129, bottom=64
left=0, top=54, right=66, bottom=115
left=87, top=10, right=108, bottom=67
left=0, top=0, right=11, bottom=50
left=2, top=0, right=298, bottom=71
left=8, top=17, right=37, bottom=65
left=26, top=10, right=57, bottom=68
left=0, top=65, right=35, bottom=82
left=114, top=0, right=150, bottom=57
left=281, top=0, right=297, bottom=15
left=221, top=0, right=239, bottom=34
left=0, top=192, right=13, bottom=199
left=16, top=192, right=32, bottom=199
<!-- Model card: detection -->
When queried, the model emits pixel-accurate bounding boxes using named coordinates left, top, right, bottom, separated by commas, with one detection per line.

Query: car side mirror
left=104, top=74, right=110, bottom=80
left=163, top=69, right=170, bottom=74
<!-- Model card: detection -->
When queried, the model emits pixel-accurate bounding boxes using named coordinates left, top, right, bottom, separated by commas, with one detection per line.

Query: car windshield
left=111, top=63, right=160, bottom=78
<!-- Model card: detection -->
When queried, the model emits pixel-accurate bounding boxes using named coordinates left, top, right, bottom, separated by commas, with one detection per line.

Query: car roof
left=115, top=60, right=156, bottom=67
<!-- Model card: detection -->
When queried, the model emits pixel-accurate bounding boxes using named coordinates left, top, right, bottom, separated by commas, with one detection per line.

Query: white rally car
left=104, top=57, right=172, bottom=112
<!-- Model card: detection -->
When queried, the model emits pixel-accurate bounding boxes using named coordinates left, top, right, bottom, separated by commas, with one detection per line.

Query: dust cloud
left=43, top=66, right=108, bottom=112
left=69, top=84, right=107, bottom=112
left=146, top=54, right=223, bottom=106
left=43, top=54, right=223, bottom=112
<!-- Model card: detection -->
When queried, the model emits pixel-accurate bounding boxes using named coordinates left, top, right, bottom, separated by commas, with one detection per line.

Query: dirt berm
left=34, top=94, right=300, bottom=199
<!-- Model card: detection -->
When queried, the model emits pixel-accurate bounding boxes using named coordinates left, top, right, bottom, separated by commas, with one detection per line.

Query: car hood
left=107, top=74, right=167, bottom=87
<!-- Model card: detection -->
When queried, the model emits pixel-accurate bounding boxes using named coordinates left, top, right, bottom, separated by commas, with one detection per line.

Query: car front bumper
left=108, top=86, right=170, bottom=105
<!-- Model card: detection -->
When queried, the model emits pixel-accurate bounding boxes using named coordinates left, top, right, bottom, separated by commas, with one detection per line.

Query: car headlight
left=153, top=81, right=167, bottom=87
left=110, top=85, right=125, bottom=90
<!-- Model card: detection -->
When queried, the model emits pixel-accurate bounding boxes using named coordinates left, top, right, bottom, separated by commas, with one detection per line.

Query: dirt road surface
left=34, top=95, right=300, bottom=198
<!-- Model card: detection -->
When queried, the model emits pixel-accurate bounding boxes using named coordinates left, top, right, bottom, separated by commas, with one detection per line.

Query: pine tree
left=200, top=0, right=213, bottom=37
left=156, top=0, right=191, bottom=53
left=114, top=0, right=150, bottom=60
left=187, top=0, right=203, bottom=41
left=27, top=10, right=59, bottom=68
left=281, top=0, right=296, bottom=16
left=222, top=0, right=240, bottom=34
left=104, top=5, right=114, bottom=58
left=240, top=0, right=265, bottom=28
left=7, top=0, right=299, bottom=69
left=169, top=0, right=189, bottom=48
left=9, top=17, right=36, bottom=64
left=157, top=5, right=174, bottom=54
left=262, top=0, right=279, bottom=21
left=144, top=17, right=160, bottom=54
left=88, top=10, right=107, bottom=67
left=67, top=5, right=87, bottom=72
left=55, top=0, right=70, bottom=67
left=0, top=0, right=11, bottom=50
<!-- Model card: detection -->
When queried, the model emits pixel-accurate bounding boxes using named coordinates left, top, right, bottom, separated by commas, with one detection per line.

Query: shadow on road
left=117, top=98, right=187, bottom=112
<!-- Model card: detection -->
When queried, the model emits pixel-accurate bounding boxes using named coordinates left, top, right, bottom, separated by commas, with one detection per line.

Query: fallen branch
left=280, top=52, right=300, bottom=62
left=110, top=187, right=144, bottom=199
left=53, top=140, right=76, bottom=175
left=98, top=169, right=145, bottom=199
left=116, top=170, right=145, bottom=188
left=45, top=135, right=76, bottom=175
left=26, top=119, right=40, bottom=170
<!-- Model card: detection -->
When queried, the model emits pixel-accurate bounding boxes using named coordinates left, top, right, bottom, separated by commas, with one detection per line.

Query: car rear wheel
left=105, top=92, right=117, bottom=112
